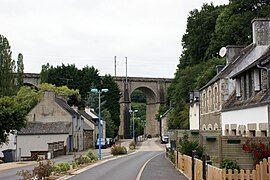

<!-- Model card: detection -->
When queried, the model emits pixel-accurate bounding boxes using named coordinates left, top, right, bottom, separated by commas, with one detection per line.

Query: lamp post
left=91, top=88, right=109, bottom=160
left=129, top=109, right=138, bottom=142
left=160, top=115, right=163, bottom=141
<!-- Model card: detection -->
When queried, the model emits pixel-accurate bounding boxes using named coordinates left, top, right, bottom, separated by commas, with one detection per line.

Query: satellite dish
left=219, top=47, right=227, bottom=57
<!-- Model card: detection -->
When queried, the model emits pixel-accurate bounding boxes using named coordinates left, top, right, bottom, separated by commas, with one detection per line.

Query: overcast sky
left=0, top=0, right=228, bottom=78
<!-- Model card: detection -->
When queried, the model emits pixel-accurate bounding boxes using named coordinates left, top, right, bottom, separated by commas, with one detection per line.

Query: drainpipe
left=257, top=64, right=270, bottom=89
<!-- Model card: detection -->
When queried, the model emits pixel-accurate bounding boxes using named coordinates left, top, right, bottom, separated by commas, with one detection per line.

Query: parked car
left=95, top=138, right=107, bottom=149
left=161, top=135, right=169, bottom=144
left=106, top=138, right=114, bottom=147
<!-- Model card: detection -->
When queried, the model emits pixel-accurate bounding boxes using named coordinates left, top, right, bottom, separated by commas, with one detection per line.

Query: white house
left=189, top=91, right=200, bottom=130
left=221, top=18, right=270, bottom=137
left=16, top=91, right=84, bottom=160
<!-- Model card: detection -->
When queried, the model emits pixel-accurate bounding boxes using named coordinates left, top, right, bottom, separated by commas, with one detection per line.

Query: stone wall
left=83, top=130, right=94, bottom=149
left=170, top=129, right=270, bottom=169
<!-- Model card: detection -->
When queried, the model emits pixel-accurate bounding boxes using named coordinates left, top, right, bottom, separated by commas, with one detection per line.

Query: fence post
left=176, top=151, right=179, bottom=169
left=202, top=154, right=207, bottom=180
left=192, top=150, right=196, bottom=180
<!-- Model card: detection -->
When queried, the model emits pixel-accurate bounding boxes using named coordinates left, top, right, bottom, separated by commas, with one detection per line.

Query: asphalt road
left=70, top=151, right=162, bottom=180
left=70, top=139, right=186, bottom=180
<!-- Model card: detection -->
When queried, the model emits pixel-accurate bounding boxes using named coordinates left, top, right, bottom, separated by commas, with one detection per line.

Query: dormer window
left=254, top=69, right=261, bottom=91
left=236, top=78, right=241, bottom=97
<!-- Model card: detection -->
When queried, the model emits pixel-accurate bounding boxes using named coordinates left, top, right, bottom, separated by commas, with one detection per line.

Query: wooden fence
left=171, top=150, right=270, bottom=180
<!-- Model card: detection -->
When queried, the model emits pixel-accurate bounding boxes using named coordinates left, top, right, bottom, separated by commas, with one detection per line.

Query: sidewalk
left=0, top=149, right=89, bottom=173
left=140, top=153, right=187, bottom=180
left=0, top=139, right=134, bottom=173
left=0, top=161, right=37, bottom=172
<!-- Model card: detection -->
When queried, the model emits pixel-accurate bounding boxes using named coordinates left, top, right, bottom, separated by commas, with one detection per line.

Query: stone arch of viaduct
left=114, top=77, right=172, bottom=138
left=23, top=73, right=172, bottom=139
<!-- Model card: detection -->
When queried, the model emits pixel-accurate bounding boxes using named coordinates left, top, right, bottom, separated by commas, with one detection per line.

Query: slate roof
left=79, top=111, right=97, bottom=124
left=79, top=109, right=101, bottom=124
left=222, top=89, right=270, bottom=112
left=230, top=46, right=270, bottom=78
left=229, top=45, right=270, bottom=78
left=82, top=120, right=94, bottom=131
left=55, top=98, right=80, bottom=117
left=199, top=44, right=255, bottom=90
left=18, top=122, right=71, bottom=135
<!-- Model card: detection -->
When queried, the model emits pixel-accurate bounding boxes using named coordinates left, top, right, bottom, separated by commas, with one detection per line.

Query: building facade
left=17, top=91, right=84, bottom=159
left=221, top=18, right=270, bottom=137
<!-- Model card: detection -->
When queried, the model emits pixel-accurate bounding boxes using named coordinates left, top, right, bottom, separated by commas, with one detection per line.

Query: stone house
left=16, top=91, right=84, bottom=159
left=79, top=108, right=98, bottom=149
left=198, top=45, right=246, bottom=131
left=221, top=18, right=270, bottom=137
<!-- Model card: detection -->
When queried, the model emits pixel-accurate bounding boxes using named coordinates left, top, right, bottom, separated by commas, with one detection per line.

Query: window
left=248, top=72, right=252, bottom=98
left=236, top=78, right=241, bottom=97
left=249, top=130, right=256, bottom=137
left=261, top=130, right=267, bottom=137
left=214, top=123, right=218, bottom=130
left=254, top=69, right=261, bottom=91
left=208, top=124, right=213, bottom=131
left=231, top=129, right=236, bottom=136
left=214, top=87, right=217, bottom=110
left=202, top=124, right=206, bottom=131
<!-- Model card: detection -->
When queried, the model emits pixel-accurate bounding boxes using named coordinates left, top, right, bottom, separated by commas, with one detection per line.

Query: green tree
left=168, top=3, right=225, bottom=129
left=0, top=35, right=16, bottom=96
left=17, top=53, right=24, bottom=88
left=102, top=109, right=116, bottom=138
left=206, top=0, right=270, bottom=59
left=101, top=75, right=121, bottom=137
left=40, top=64, right=121, bottom=137
left=0, top=86, right=39, bottom=143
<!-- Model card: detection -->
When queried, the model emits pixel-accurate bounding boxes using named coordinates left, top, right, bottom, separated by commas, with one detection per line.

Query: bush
left=220, top=159, right=240, bottom=170
left=178, top=133, right=203, bottom=158
left=75, top=155, right=92, bottom=165
left=71, top=162, right=78, bottom=169
left=129, top=141, right=136, bottom=150
left=57, top=162, right=70, bottom=172
left=33, top=160, right=54, bottom=179
left=18, top=160, right=54, bottom=179
left=52, top=165, right=62, bottom=174
left=86, top=151, right=98, bottom=162
left=167, top=149, right=175, bottom=163
left=111, top=146, right=127, bottom=156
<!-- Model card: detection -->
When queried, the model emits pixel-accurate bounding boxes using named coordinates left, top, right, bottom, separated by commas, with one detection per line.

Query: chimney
left=85, top=107, right=91, bottom=114
left=216, top=65, right=225, bottom=74
left=57, top=95, right=68, bottom=103
left=44, top=90, right=55, bottom=102
left=252, top=18, right=270, bottom=46
left=72, top=105, right=78, bottom=112
left=226, top=45, right=245, bottom=64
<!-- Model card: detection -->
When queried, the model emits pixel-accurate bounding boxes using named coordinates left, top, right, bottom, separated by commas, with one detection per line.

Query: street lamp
left=129, top=109, right=138, bottom=142
left=160, top=115, right=163, bottom=141
left=91, top=88, right=109, bottom=160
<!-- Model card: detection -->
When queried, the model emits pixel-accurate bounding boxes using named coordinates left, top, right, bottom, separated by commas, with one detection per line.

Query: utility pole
left=125, top=57, right=128, bottom=87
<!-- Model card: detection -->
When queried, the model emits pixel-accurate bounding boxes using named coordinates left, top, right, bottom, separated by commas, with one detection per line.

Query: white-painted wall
left=189, top=102, right=200, bottom=130
left=0, top=134, right=16, bottom=157
left=221, top=105, right=268, bottom=135
left=17, top=134, right=69, bottom=157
